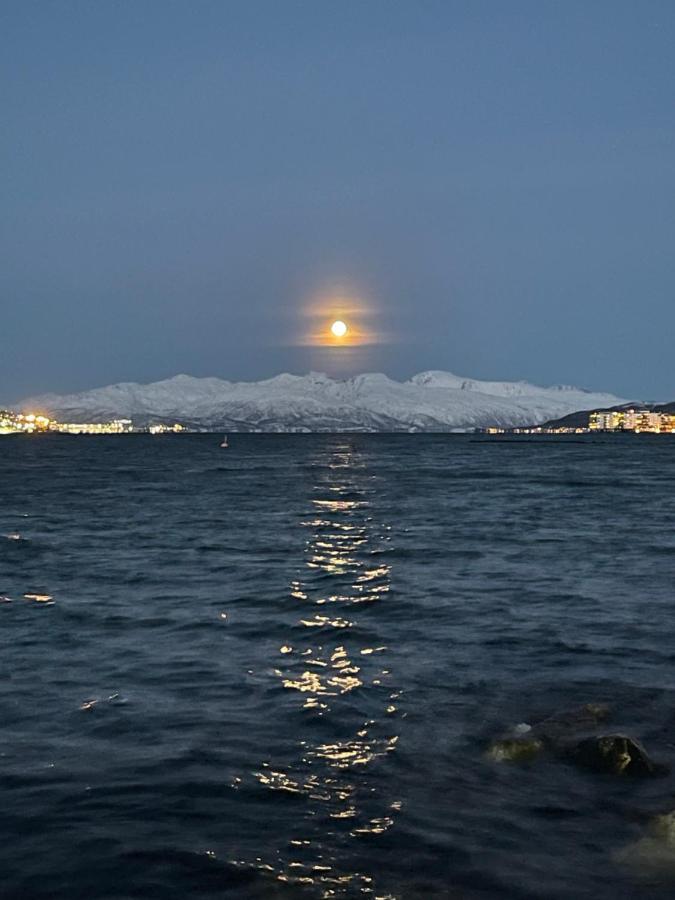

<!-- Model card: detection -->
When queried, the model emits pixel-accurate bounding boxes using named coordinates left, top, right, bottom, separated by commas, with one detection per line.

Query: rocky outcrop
left=487, top=704, right=668, bottom=778
left=486, top=735, right=544, bottom=763
left=565, top=734, right=666, bottom=777
left=615, top=812, right=675, bottom=874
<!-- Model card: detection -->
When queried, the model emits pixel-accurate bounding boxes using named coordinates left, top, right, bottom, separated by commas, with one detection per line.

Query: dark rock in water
left=487, top=704, right=611, bottom=764
left=486, top=736, right=544, bottom=763
left=565, top=734, right=668, bottom=777
left=533, top=703, right=611, bottom=749
left=487, top=704, right=669, bottom=778
left=615, top=811, right=675, bottom=873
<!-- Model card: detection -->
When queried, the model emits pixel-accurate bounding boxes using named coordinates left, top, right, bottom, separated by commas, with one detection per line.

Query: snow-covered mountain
left=16, top=371, right=629, bottom=431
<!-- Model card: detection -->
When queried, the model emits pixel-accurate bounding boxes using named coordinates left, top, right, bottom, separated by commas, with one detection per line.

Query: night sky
left=2, top=0, right=674, bottom=401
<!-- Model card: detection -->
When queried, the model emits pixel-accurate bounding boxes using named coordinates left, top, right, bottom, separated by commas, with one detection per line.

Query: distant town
left=0, top=410, right=186, bottom=435
left=2, top=406, right=675, bottom=436
left=485, top=408, right=675, bottom=435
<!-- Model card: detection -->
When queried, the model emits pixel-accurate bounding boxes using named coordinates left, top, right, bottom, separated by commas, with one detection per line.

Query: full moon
left=331, top=320, right=348, bottom=337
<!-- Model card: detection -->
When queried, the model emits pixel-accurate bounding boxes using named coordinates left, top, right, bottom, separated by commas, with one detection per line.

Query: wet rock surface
left=486, top=736, right=544, bottom=763
left=565, top=734, right=667, bottom=777
left=615, top=812, right=675, bottom=874
left=533, top=702, right=610, bottom=748
left=488, top=703, right=668, bottom=778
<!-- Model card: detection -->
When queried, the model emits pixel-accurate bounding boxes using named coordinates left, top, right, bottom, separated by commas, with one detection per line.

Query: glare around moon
left=331, top=320, right=348, bottom=337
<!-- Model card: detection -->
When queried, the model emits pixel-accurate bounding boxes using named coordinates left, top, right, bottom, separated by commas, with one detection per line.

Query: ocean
left=1, top=433, right=675, bottom=899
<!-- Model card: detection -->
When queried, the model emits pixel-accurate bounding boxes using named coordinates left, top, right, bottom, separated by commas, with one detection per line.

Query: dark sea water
left=2, top=434, right=675, bottom=899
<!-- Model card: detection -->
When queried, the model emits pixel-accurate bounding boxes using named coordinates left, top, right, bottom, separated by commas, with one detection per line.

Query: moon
left=331, top=320, right=348, bottom=338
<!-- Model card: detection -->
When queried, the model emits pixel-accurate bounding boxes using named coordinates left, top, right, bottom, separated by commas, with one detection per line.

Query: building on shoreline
left=481, top=407, right=675, bottom=435
left=589, top=409, right=675, bottom=433
left=148, top=423, right=186, bottom=434
left=0, top=411, right=135, bottom=434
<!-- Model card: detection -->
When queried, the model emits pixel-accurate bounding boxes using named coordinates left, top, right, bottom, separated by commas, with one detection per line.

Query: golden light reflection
left=247, top=444, right=401, bottom=897
left=255, top=764, right=357, bottom=804
left=300, top=519, right=363, bottom=532
left=273, top=866, right=384, bottom=896
left=276, top=642, right=363, bottom=700
left=306, top=555, right=356, bottom=575
left=307, top=734, right=399, bottom=769
left=352, top=816, right=395, bottom=835
left=356, top=565, right=391, bottom=583
left=312, top=499, right=365, bottom=511
left=278, top=669, right=332, bottom=696
left=300, top=614, right=352, bottom=628
left=289, top=581, right=308, bottom=600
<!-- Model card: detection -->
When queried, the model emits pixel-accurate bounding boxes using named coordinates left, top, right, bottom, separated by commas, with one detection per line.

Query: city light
left=0, top=411, right=188, bottom=435
left=484, top=408, right=675, bottom=435
left=588, top=409, right=675, bottom=433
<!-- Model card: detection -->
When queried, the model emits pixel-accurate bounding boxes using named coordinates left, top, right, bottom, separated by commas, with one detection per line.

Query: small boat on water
left=220, top=435, right=228, bottom=448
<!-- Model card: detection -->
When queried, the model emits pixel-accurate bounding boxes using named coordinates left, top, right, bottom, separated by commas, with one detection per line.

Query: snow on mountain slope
left=18, top=371, right=628, bottom=431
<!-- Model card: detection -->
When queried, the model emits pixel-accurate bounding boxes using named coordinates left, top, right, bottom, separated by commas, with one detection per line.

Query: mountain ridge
left=13, top=370, right=628, bottom=432
left=15, top=371, right=630, bottom=432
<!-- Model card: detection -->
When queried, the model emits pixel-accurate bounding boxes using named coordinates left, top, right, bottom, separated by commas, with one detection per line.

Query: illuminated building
left=0, top=411, right=52, bottom=434
left=0, top=411, right=135, bottom=434
left=589, top=411, right=624, bottom=431
left=50, top=419, right=134, bottom=434
left=483, top=407, right=675, bottom=436
left=589, top=409, right=675, bottom=433
left=0, top=409, right=192, bottom=435
left=148, top=423, right=186, bottom=434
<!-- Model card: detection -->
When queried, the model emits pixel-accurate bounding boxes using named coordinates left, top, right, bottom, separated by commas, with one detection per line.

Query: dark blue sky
left=2, top=0, right=674, bottom=401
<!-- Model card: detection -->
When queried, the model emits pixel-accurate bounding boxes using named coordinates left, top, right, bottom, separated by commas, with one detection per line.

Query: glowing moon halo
left=331, top=320, right=348, bottom=338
